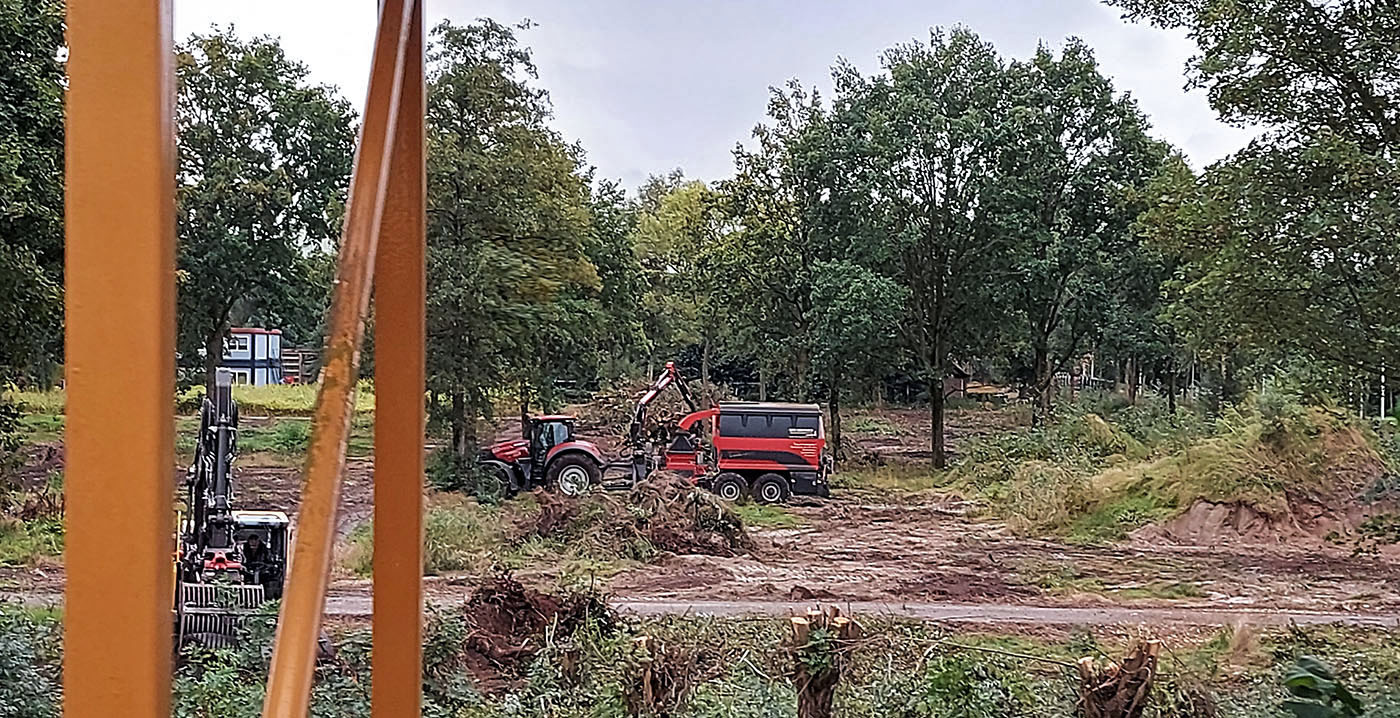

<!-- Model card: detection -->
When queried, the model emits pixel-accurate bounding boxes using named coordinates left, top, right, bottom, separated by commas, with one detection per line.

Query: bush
left=0, top=608, right=61, bottom=718
left=267, top=419, right=310, bottom=454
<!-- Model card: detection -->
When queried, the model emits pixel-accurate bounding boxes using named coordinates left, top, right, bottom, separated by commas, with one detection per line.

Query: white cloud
left=174, top=0, right=1255, bottom=187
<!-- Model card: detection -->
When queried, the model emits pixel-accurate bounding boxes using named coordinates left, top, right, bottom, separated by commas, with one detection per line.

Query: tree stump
left=1077, top=640, right=1160, bottom=718
left=789, top=606, right=860, bottom=718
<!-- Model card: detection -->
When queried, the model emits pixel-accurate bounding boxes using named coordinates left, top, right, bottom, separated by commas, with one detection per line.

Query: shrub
left=267, top=420, right=310, bottom=454
left=0, top=608, right=61, bottom=718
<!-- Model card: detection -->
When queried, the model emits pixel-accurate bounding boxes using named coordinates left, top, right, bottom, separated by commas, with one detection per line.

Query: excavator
left=174, top=369, right=290, bottom=648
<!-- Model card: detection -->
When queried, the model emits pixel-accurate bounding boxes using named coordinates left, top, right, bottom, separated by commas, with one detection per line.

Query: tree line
left=2, top=1, right=1396, bottom=469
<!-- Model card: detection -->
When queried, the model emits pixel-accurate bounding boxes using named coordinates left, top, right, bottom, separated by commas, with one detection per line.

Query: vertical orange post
left=372, top=0, right=426, bottom=715
left=63, top=0, right=176, bottom=717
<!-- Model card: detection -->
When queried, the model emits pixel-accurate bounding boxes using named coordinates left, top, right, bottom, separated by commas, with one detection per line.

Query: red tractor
left=476, top=415, right=606, bottom=496
left=477, top=362, right=834, bottom=503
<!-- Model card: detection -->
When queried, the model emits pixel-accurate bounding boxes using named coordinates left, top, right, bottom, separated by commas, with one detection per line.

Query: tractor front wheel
left=547, top=454, right=600, bottom=497
left=751, top=473, right=791, bottom=505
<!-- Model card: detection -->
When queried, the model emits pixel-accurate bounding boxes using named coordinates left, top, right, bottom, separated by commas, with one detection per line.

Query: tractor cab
left=528, top=415, right=576, bottom=468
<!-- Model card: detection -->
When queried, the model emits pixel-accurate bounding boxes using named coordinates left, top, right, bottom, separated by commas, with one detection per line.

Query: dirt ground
left=6, top=404, right=1398, bottom=626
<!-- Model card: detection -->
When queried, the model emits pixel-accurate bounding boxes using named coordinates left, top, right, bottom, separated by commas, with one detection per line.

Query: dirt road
left=10, top=592, right=1394, bottom=628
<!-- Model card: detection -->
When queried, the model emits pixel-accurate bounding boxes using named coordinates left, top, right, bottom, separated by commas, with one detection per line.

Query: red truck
left=478, top=363, right=833, bottom=503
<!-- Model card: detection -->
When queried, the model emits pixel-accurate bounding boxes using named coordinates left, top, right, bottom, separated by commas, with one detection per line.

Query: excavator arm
left=627, top=361, right=698, bottom=446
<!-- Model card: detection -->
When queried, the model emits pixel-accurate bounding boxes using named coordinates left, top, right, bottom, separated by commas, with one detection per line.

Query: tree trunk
left=1126, top=357, right=1140, bottom=404
left=829, top=369, right=843, bottom=465
left=701, top=338, right=712, bottom=404
left=1167, top=369, right=1177, bottom=414
left=519, top=379, right=531, bottom=439
left=451, top=392, right=475, bottom=462
left=204, top=329, right=224, bottom=390
left=930, top=368, right=946, bottom=470
left=1031, top=342, right=1052, bottom=427
left=758, top=365, right=768, bottom=402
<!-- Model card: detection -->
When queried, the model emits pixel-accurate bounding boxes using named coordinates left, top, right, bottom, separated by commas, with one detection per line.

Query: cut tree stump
left=789, top=606, right=861, bottom=718
left=1077, top=640, right=1160, bottom=718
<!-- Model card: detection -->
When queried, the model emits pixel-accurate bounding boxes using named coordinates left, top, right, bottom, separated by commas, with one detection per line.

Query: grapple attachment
left=176, top=581, right=266, bottom=649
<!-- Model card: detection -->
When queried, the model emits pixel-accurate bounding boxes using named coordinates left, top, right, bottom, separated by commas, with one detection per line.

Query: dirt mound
left=1135, top=493, right=1397, bottom=549
left=454, top=574, right=614, bottom=693
left=523, top=472, right=754, bottom=558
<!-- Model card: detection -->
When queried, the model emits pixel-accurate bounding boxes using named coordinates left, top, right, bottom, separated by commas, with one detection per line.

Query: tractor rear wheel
left=711, top=472, right=748, bottom=503
left=751, top=473, right=791, bottom=505
left=547, top=454, right=600, bottom=497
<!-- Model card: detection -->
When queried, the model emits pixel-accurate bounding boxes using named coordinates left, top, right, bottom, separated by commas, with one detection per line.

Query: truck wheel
left=548, top=454, right=599, bottom=497
left=752, top=473, right=791, bottom=504
left=711, top=472, right=748, bottom=503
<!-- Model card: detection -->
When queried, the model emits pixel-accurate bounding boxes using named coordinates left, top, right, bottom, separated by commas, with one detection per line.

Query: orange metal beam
left=261, top=0, right=418, bottom=715
left=371, top=0, right=426, bottom=713
left=63, top=1, right=176, bottom=716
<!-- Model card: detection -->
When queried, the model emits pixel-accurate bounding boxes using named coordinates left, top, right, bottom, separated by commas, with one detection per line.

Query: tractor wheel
left=711, top=472, right=749, bottom=503
left=751, top=473, right=791, bottom=505
left=480, top=461, right=517, bottom=499
left=547, top=454, right=600, bottom=497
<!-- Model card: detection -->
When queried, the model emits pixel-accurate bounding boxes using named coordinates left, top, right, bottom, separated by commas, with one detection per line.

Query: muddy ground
left=6, top=404, right=1398, bottom=624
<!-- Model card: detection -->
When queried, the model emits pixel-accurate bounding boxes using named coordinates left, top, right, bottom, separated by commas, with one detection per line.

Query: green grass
left=953, top=396, right=1387, bottom=543
left=1032, top=566, right=1204, bottom=600
left=831, top=463, right=951, bottom=493
left=173, top=415, right=373, bottom=463
left=845, top=415, right=903, bottom=437
left=0, top=518, right=62, bottom=566
left=10, top=382, right=376, bottom=419
left=732, top=502, right=807, bottom=528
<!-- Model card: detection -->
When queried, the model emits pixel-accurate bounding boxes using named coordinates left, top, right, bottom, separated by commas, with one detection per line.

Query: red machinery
left=478, top=362, right=833, bottom=502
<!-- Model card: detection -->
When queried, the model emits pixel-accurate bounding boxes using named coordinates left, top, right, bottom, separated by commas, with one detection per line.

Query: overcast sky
left=175, top=0, right=1256, bottom=190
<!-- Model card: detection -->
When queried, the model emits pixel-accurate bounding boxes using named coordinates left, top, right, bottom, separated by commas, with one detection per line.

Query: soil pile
left=1133, top=409, right=1398, bottom=548
left=523, top=472, right=754, bottom=558
left=452, top=574, right=614, bottom=692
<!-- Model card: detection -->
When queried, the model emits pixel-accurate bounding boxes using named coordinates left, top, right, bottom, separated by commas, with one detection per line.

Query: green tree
left=424, top=19, right=599, bottom=459
left=631, top=178, right=722, bottom=389
left=838, top=28, right=1020, bottom=468
left=0, top=0, right=64, bottom=385
left=720, top=82, right=837, bottom=400
left=174, top=29, right=355, bottom=387
left=809, top=260, right=907, bottom=460
left=1113, top=0, right=1400, bottom=394
left=1000, top=40, right=1168, bottom=421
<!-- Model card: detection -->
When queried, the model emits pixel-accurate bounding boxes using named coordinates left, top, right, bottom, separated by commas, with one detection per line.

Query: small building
left=944, top=362, right=972, bottom=399
left=221, top=328, right=283, bottom=385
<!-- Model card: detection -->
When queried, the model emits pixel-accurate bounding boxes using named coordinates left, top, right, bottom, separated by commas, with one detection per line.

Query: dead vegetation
left=525, top=471, right=755, bottom=558
left=433, top=574, right=616, bottom=693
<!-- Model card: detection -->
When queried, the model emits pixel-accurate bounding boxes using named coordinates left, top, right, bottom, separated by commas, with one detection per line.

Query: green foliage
left=174, top=29, right=355, bottom=385
left=1118, top=0, right=1400, bottom=389
left=266, top=420, right=310, bottom=454
left=868, top=651, right=1033, bottom=718
left=731, top=503, right=806, bottom=529
left=1282, top=656, right=1364, bottom=718
left=424, top=19, right=608, bottom=454
left=342, top=494, right=509, bottom=577
left=0, top=607, right=60, bottom=718
left=0, top=0, right=64, bottom=386
left=0, top=517, right=62, bottom=566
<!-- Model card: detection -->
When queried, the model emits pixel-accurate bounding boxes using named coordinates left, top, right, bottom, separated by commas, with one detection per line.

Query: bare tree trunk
left=204, top=329, right=224, bottom=391
left=930, top=367, right=946, bottom=470
left=1126, top=357, right=1140, bottom=404
left=1032, top=346, right=1052, bottom=427
left=1167, top=368, right=1177, bottom=414
left=451, top=392, right=475, bottom=462
left=701, top=338, right=712, bottom=404
left=829, top=369, right=843, bottom=465
left=519, top=378, right=531, bottom=439
left=758, top=364, right=768, bottom=401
